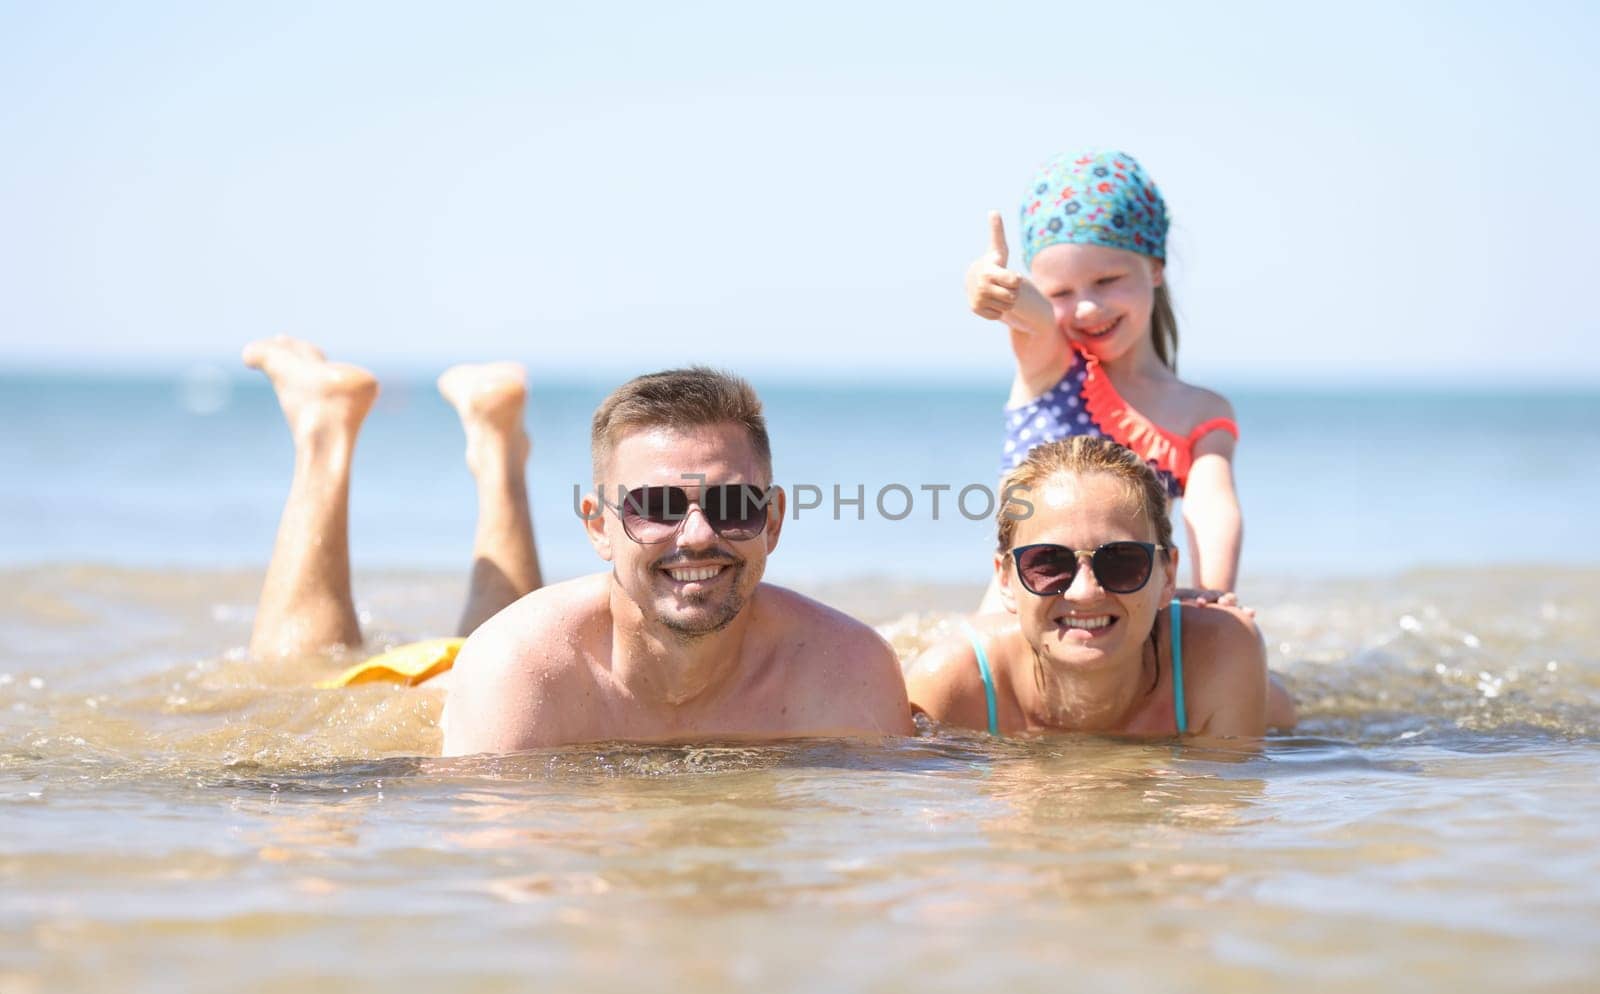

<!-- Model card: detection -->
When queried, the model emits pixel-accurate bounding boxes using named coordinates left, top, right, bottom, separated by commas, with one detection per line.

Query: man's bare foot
left=440, top=361, right=541, bottom=635
left=243, top=335, right=378, bottom=446
left=437, top=361, right=530, bottom=476
left=243, top=336, right=375, bottom=660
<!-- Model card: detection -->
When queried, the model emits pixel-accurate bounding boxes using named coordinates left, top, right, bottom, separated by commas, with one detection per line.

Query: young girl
left=967, top=150, right=1242, bottom=600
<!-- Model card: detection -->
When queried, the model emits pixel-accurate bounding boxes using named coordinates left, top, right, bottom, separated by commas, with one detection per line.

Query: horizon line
left=3, top=355, right=1598, bottom=393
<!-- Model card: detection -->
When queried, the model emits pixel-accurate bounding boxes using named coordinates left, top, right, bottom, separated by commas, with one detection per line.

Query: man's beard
left=656, top=561, right=748, bottom=640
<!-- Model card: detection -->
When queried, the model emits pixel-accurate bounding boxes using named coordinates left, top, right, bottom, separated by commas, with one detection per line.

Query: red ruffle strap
left=1186, top=417, right=1239, bottom=446
left=1078, top=349, right=1236, bottom=488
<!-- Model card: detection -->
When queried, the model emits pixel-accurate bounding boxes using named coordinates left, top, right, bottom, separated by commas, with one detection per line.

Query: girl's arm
left=966, top=212, right=1069, bottom=396
left=1181, top=421, right=1243, bottom=591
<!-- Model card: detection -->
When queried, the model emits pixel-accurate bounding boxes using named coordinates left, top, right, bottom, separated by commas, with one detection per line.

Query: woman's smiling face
left=1029, top=242, right=1163, bottom=364
left=997, top=470, right=1176, bottom=674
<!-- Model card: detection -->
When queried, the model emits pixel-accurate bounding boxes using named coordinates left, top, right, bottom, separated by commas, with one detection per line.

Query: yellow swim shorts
left=315, top=637, right=464, bottom=689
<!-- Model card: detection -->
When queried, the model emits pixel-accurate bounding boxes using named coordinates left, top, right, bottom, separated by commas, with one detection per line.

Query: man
left=440, top=367, right=914, bottom=753
left=240, top=337, right=913, bottom=751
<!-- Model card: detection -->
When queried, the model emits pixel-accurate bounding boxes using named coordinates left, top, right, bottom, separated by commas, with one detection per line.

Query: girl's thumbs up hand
left=966, top=211, right=1023, bottom=321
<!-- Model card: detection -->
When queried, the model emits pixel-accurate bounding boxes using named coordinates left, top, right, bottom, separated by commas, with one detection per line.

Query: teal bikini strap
left=1169, top=598, right=1187, bottom=734
left=959, top=620, right=1001, bottom=736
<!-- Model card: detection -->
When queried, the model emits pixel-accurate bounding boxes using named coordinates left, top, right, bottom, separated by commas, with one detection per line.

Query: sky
left=1, top=0, right=1597, bottom=386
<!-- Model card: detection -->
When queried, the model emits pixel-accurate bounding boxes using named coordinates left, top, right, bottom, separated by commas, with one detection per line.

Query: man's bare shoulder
left=749, top=584, right=907, bottom=681
left=440, top=573, right=611, bottom=755
left=748, top=584, right=914, bottom=735
left=749, top=583, right=871, bottom=643
left=471, top=573, right=611, bottom=659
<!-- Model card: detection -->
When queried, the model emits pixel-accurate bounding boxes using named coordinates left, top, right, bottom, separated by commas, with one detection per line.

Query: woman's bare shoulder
left=1179, top=604, right=1263, bottom=665
left=905, top=619, right=1001, bottom=731
left=1176, top=604, right=1267, bottom=735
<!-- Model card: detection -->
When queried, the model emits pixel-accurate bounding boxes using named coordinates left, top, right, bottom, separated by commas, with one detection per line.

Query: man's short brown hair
left=591, top=367, right=772, bottom=480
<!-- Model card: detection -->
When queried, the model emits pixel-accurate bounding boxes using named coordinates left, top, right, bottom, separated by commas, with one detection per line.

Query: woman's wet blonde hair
left=996, top=436, right=1173, bottom=553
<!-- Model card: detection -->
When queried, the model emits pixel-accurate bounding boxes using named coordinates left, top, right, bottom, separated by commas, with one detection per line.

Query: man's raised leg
left=439, top=362, right=543, bottom=636
left=245, top=336, right=378, bottom=659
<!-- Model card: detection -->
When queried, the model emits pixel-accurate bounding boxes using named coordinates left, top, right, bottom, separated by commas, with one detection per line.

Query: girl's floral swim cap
left=1020, top=150, right=1169, bottom=267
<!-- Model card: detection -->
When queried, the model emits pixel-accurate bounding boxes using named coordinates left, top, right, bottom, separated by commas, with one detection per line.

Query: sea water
left=3, top=370, right=1598, bottom=580
left=1, top=370, right=1598, bottom=992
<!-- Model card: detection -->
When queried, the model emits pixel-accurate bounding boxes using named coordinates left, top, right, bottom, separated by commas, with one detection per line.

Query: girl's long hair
left=1152, top=283, right=1178, bottom=372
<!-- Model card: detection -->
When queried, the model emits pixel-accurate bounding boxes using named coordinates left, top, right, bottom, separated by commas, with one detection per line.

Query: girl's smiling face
left=1029, top=243, right=1163, bottom=365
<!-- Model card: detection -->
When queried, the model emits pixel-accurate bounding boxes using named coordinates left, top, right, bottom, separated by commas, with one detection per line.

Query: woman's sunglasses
left=612, top=484, right=774, bottom=544
left=1009, top=541, right=1167, bottom=596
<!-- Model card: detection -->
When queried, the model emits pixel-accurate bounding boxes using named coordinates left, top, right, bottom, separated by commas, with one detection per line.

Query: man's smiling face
left=586, top=422, right=781, bottom=638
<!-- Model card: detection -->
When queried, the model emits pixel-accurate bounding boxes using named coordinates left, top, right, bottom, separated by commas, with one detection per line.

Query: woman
left=906, top=436, right=1293, bottom=737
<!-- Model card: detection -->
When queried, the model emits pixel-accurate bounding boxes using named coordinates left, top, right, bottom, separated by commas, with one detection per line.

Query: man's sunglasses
left=611, top=484, right=774, bottom=544
left=1009, top=541, right=1167, bottom=596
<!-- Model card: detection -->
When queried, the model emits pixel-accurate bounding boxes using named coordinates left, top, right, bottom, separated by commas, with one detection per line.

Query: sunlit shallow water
left=3, top=566, right=1598, bottom=993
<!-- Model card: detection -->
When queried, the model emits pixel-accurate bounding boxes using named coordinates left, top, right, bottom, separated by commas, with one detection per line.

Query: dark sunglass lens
left=663, top=487, right=692, bottom=522
left=622, top=486, right=689, bottom=540
left=1016, top=545, right=1078, bottom=595
left=703, top=484, right=768, bottom=538
left=1093, top=542, right=1153, bottom=592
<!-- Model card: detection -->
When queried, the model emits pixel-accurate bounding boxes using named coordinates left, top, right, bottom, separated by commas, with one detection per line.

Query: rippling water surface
left=3, top=566, right=1598, bottom=993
